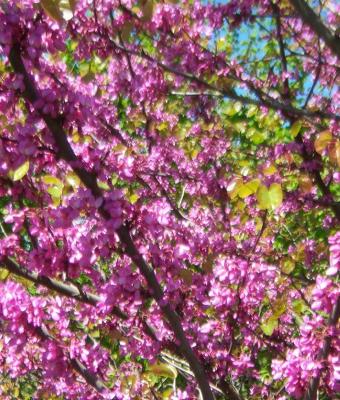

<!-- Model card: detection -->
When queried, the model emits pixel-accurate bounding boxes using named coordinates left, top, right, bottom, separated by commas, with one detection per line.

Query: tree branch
left=106, top=37, right=340, bottom=121
left=289, top=0, right=340, bottom=58
left=271, top=1, right=291, bottom=101
left=35, top=325, right=107, bottom=394
left=8, top=43, right=215, bottom=400
left=1, top=256, right=128, bottom=319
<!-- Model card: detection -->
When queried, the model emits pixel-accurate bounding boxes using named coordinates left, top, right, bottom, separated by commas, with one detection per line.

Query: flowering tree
left=0, top=0, right=339, bottom=399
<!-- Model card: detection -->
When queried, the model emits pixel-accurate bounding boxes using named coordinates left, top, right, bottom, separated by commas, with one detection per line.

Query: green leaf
left=128, top=193, right=139, bottom=204
left=65, top=172, right=80, bottom=188
left=292, top=299, right=309, bottom=315
left=97, top=180, right=110, bottom=191
left=261, top=316, right=278, bottom=336
left=291, top=121, right=302, bottom=137
left=227, top=177, right=243, bottom=200
left=0, top=267, right=10, bottom=281
left=281, top=259, right=295, bottom=274
left=256, top=183, right=283, bottom=210
left=147, top=362, right=177, bottom=379
left=11, top=160, right=30, bottom=181
left=42, top=175, right=63, bottom=187
left=238, top=179, right=260, bottom=199
left=314, top=130, right=332, bottom=154
left=47, top=185, right=63, bottom=198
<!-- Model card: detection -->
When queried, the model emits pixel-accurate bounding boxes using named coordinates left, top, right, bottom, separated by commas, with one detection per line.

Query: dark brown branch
left=107, top=38, right=340, bottom=121
left=271, top=2, right=291, bottom=101
left=289, top=0, right=340, bottom=58
left=252, top=210, right=268, bottom=253
left=36, top=326, right=107, bottom=394
left=8, top=43, right=215, bottom=400
left=2, top=256, right=127, bottom=319
left=303, top=42, right=322, bottom=108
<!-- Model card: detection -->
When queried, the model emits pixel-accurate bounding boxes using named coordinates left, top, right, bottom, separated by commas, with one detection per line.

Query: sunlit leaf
left=314, top=131, right=332, bottom=154
left=292, top=299, right=309, bottom=315
left=256, top=183, right=283, bottom=210
left=226, top=177, right=243, bottom=199
left=291, top=121, right=302, bottom=137
left=162, top=387, right=173, bottom=399
left=97, top=180, right=110, bottom=191
left=128, top=193, right=139, bottom=204
left=263, top=164, right=277, bottom=176
left=246, top=105, right=258, bottom=118
left=65, top=172, right=80, bottom=188
left=42, top=175, right=63, bottom=187
left=261, top=316, right=278, bottom=336
left=0, top=268, right=10, bottom=281
left=11, top=160, right=30, bottom=181
left=272, top=297, right=287, bottom=318
left=147, top=362, right=177, bottom=379
left=281, top=259, right=295, bottom=274
left=47, top=185, right=63, bottom=198
left=238, top=179, right=260, bottom=199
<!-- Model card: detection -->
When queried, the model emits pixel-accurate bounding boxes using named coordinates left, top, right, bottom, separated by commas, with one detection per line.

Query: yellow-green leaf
left=111, top=173, right=118, bottom=185
left=256, top=183, right=283, bottom=210
left=281, top=259, right=295, bottom=274
left=162, top=387, right=173, bottom=399
left=314, top=131, right=332, bottom=154
left=65, top=172, right=80, bottom=188
left=272, top=297, right=287, bottom=318
left=261, top=316, right=278, bottom=336
left=226, top=177, right=243, bottom=199
left=0, top=268, right=10, bottom=281
left=246, top=105, right=257, bottom=118
left=79, top=62, right=90, bottom=78
left=128, top=193, right=139, bottom=204
left=51, top=195, right=61, bottom=206
left=47, top=185, right=63, bottom=198
left=292, top=299, right=309, bottom=315
left=291, top=121, right=302, bottom=137
left=97, top=180, right=110, bottom=191
left=147, top=362, right=177, bottom=379
left=11, top=160, right=30, bottom=181
left=263, top=164, right=277, bottom=176
left=42, top=175, right=63, bottom=187
left=238, top=179, right=260, bottom=199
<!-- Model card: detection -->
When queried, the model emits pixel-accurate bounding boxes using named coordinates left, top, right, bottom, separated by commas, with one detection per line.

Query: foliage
left=0, top=0, right=339, bottom=399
